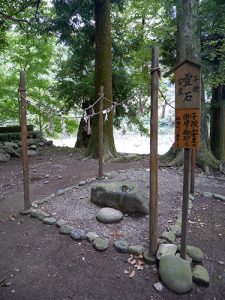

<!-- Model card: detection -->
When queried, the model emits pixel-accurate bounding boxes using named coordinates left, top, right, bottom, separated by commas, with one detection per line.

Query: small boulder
left=186, top=246, right=204, bottom=263
left=161, top=231, right=176, bottom=243
left=192, top=265, right=210, bottom=286
left=71, top=229, right=85, bottom=240
left=59, top=224, right=74, bottom=235
left=93, top=237, right=109, bottom=251
left=91, top=182, right=149, bottom=215
left=96, top=207, right=123, bottom=224
left=128, top=245, right=145, bottom=255
left=113, top=240, right=128, bottom=253
left=156, top=244, right=177, bottom=260
left=159, top=255, right=192, bottom=294
left=86, top=232, right=99, bottom=242
left=43, top=217, right=56, bottom=225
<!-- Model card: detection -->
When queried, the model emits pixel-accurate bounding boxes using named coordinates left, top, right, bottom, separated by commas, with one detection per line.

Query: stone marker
left=159, top=256, right=192, bottom=294
left=96, top=207, right=123, bottom=224
left=91, top=182, right=149, bottom=215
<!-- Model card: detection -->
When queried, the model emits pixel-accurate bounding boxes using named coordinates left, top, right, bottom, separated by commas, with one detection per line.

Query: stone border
left=20, top=177, right=220, bottom=293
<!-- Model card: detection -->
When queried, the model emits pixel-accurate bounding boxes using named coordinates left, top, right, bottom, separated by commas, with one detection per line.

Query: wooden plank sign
left=174, top=60, right=201, bottom=149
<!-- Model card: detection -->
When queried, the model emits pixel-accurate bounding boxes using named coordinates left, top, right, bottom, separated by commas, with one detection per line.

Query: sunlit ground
left=52, top=126, right=174, bottom=155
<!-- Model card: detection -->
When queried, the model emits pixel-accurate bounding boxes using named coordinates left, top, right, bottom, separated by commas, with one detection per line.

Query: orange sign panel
left=175, top=109, right=200, bottom=149
left=174, top=60, right=201, bottom=149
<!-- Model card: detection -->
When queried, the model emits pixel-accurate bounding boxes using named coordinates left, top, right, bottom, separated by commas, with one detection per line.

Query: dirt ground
left=0, top=146, right=225, bottom=300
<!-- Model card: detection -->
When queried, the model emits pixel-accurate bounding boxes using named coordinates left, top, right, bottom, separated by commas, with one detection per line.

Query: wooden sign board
left=174, top=60, right=201, bottom=149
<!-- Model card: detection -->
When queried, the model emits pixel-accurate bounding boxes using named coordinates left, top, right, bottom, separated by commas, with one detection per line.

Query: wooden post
left=149, top=47, right=159, bottom=256
left=19, top=71, right=30, bottom=210
left=98, top=86, right=104, bottom=178
left=190, top=149, right=195, bottom=194
left=180, top=148, right=191, bottom=259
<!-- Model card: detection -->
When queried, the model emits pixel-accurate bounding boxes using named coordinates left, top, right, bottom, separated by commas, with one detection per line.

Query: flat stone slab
left=93, top=237, right=109, bottom=251
left=156, top=244, right=177, bottom=260
left=71, top=229, right=85, bottom=240
left=96, top=207, right=123, bottom=224
left=113, top=240, right=128, bottom=253
left=91, top=182, right=149, bottom=215
left=192, top=265, right=210, bottom=286
left=59, top=224, right=74, bottom=235
left=159, top=256, right=192, bottom=294
left=86, top=232, right=99, bottom=242
left=43, top=217, right=56, bottom=225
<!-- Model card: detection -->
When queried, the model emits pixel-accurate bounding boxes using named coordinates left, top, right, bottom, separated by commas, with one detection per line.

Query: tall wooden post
left=149, top=47, right=159, bottom=256
left=180, top=148, right=191, bottom=259
left=98, top=86, right=104, bottom=178
left=20, top=71, right=30, bottom=210
left=190, top=149, right=195, bottom=194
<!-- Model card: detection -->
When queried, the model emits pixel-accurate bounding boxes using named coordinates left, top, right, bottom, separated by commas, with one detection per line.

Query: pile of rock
left=0, top=138, right=53, bottom=162
left=156, top=243, right=209, bottom=294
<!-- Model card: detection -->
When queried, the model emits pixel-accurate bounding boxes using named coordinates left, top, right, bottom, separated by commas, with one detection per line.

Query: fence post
left=149, top=47, right=159, bottom=257
left=19, top=71, right=30, bottom=210
left=98, top=86, right=104, bottom=178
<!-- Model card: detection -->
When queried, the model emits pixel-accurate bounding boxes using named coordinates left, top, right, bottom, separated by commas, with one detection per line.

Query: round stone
left=86, top=232, right=99, bottom=242
left=43, top=217, right=56, bottom=225
left=113, top=240, right=128, bottom=253
left=159, top=256, right=192, bottom=294
left=96, top=207, right=123, bottom=224
left=59, top=224, right=74, bottom=235
left=93, top=237, right=109, bottom=251
left=71, top=229, right=85, bottom=240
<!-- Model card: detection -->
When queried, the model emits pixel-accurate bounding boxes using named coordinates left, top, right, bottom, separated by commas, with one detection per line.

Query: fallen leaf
left=129, top=270, right=135, bottom=278
left=124, top=270, right=129, bottom=274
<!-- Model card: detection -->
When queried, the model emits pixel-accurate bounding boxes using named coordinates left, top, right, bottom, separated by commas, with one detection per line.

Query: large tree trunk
left=87, top=0, right=116, bottom=159
left=161, top=0, right=219, bottom=170
left=210, top=85, right=225, bottom=160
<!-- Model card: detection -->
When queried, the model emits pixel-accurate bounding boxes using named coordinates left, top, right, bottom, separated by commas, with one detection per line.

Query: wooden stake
left=180, top=148, right=191, bottom=259
left=149, top=47, right=159, bottom=256
left=98, top=86, right=104, bottom=178
left=19, top=71, right=30, bottom=210
left=190, top=149, right=195, bottom=194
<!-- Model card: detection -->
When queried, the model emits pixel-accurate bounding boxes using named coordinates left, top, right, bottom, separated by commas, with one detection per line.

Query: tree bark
left=87, top=0, right=116, bottom=159
left=161, top=0, right=220, bottom=170
left=210, top=85, right=225, bottom=161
